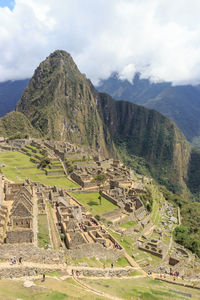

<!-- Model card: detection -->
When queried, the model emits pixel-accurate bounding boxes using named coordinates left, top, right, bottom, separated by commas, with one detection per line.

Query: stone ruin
left=6, top=185, right=34, bottom=244
left=101, top=182, right=147, bottom=219
left=70, top=158, right=132, bottom=189
left=55, top=193, right=122, bottom=250
left=138, top=238, right=163, bottom=258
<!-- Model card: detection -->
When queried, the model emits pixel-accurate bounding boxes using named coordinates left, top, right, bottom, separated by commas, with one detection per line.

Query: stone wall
left=0, top=266, right=63, bottom=279
left=138, top=246, right=163, bottom=258
left=100, top=191, right=120, bottom=207
left=73, top=267, right=135, bottom=277
left=0, top=244, right=64, bottom=264
left=66, top=243, right=124, bottom=260
left=6, top=230, right=34, bottom=244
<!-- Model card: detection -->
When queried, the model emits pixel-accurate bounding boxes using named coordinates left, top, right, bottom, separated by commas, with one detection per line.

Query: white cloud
left=1, top=0, right=200, bottom=85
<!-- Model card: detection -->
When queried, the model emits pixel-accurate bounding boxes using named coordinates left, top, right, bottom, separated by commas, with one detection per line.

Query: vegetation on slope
left=0, top=111, right=40, bottom=138
left=187, top=148, right=200, bottom=198
left=97, top=92, right=191, bottom=194
left=160, top=185, right=200, bottom=257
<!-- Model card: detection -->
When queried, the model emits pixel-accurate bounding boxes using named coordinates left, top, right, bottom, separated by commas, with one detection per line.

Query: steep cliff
left=97, top=93, right=191, bottom=193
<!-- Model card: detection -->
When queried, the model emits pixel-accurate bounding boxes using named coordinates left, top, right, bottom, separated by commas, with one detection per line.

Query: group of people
left=87, top=215, right=98, bottom=226
left=71, top=269, right=80, bottom=277
left=11, top=256, right=22, bottom=265
left=113, top=242, right=121, bottom=249
left=79, top=222, right=86, bottom=231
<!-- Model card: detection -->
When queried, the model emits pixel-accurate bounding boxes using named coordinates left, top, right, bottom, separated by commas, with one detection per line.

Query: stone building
left=4, top=183, right=25, bottom=201
left=6, top=186, right=34, bottom=244
left=56, top=195, right=120, bottom=250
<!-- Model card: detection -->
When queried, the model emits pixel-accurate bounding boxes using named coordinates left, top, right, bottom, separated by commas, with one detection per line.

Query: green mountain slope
left=0, top=111, right=40, bottom=138
left=97, top=74, right=200, bottom=148
left=97, top=93, right=191, bottom=193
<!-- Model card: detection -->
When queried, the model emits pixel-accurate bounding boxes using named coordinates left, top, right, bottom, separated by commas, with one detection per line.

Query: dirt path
left=124, top=253, right=147, bottom=276
left=0, top=261, right=65, bottom=270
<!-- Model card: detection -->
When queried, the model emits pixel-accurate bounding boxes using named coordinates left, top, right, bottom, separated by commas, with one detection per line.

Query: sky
left=1, top=0, right=200, bottom=85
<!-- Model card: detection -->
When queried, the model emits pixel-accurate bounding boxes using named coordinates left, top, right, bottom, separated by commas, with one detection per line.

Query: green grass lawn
left=0, top=276, right=199, bottom=300
left=38, top=214, right=51, bottom=248
left=107, top=229, right=133, bottom=256
left=0, top=151, right=79, bottom=188
left=70, top=256, right=130, bottom=268
left=82, top=277, right=200, bottom=300
left=120, top=221, right=137, bottom=229
left=70, top=192, right=118, bottom=215
left=0, top=278, right=105, bottom=300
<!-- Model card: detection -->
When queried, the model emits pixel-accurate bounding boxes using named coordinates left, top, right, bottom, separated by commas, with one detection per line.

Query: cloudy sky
left=1, top=0, right=200, bottom=85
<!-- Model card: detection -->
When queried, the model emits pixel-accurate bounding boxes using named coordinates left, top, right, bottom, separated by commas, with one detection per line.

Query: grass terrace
left=82, top=277, right=200, bottom=300
left=120, top=221, right=137, bottom=229
left=69, top=256, right=130, bottom=268
left=38, top=214, right=51, bottom=248
left=70, top=192, right=118, bottom=215
left=107, top=229, right=133, bottom=256
left=0, top=151, right=79, bottom=188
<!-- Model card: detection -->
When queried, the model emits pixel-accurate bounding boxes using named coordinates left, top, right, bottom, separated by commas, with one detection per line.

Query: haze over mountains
left=97, top=73, right=200, bottom=148
left=0, top=79, right=29, bottom=118
left=0, top=50, right=200, bottom=198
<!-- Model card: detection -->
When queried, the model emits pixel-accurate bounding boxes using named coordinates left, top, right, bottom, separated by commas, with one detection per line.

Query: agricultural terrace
left=0, top=151, right=78, bottom=188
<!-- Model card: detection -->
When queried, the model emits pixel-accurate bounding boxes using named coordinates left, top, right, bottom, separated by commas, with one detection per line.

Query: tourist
left=19, top=257, right=22, bottom=264
left=98, top=195, right=102, bottom=205
left=42, top=273, right=46, bottom=282
left=111, top=263, right=113, bottom=268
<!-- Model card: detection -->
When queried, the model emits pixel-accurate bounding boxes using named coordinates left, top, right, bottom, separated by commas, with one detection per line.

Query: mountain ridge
left=0, top=50, right=199, bottom=196
left=97, top=73, right=200, bottom=148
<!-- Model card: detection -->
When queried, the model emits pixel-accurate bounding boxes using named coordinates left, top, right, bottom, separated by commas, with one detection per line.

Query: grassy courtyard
left=70, top=192, right=118, bottom=215
left=37, top=214, right=51, bottom=248
left=0, top=151, right=78, bottom=188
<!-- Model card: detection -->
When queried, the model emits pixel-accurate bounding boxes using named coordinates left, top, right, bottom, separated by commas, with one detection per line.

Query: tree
left=93, top=173, right=106, bottom=184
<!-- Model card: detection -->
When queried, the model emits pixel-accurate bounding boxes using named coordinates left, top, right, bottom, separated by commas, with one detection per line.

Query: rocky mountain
left=97, top=73, right=200, bottom=148
left=0, top=50, right=199, bottom=196
left=0, top=79, right=29, bottom=117
left=17, top=50, right=113, bottom=157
